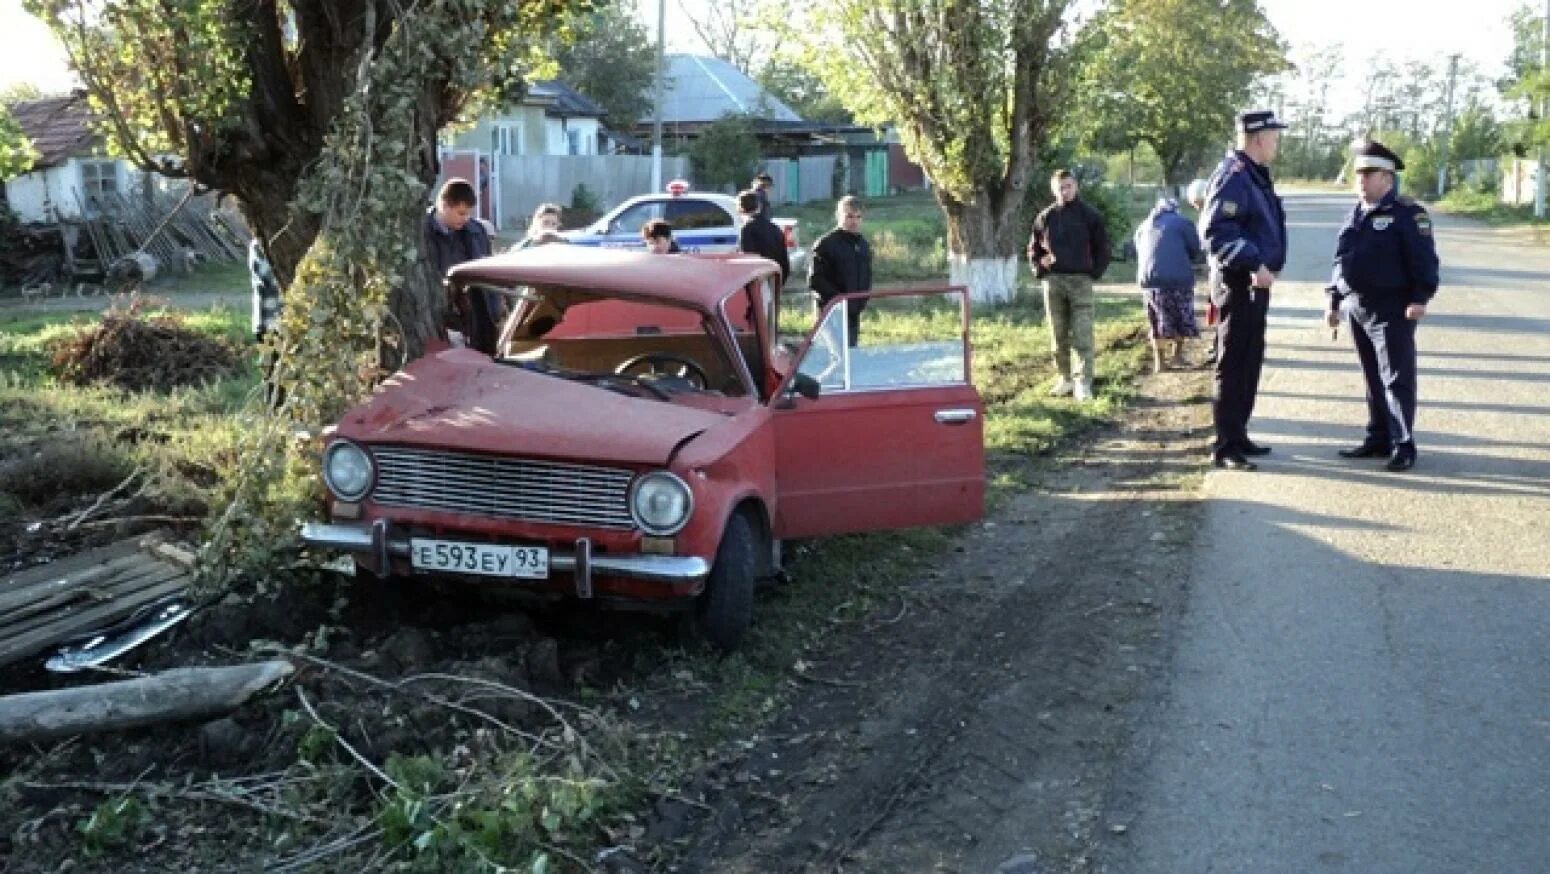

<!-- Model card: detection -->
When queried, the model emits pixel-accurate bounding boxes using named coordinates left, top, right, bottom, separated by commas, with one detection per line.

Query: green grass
left=148, top=259, right=251, bottom=296
left=1434, top=187, right=1550, bottom=229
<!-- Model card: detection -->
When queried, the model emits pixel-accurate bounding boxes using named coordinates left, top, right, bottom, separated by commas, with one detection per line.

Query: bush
left=49, top=296, right=243, bottom=392
left=569, top=183, right=601, bottom=213
left=687, top=115, right=760, bottom=191
left=0, top=433, right=135, bottom=510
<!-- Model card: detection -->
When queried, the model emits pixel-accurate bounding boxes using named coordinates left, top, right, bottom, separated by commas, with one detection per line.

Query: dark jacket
left=1199, top=149, right=1287, bottom=280
left=754, top=186, right=772, bottom=220
left=425, top=209, right=495, bottom=352
left=1028, top=197, right=1110, bottom=280
left=808, top=227, right=872, bottom=304
left=739, top=214, right=790, bottom=284
left=1134, top=203, right=1202, bottom=290
left=1327, top=188, right=1440, bottom=310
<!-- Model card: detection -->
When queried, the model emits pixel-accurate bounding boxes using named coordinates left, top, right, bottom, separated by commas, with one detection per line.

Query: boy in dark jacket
left=737, top=189, right=790, bottom=285
left=1027, top=169, right=1110, bottom=400
left=808, top=195, right=871, bottom=347
left=425, top=178, right=495, bottom=352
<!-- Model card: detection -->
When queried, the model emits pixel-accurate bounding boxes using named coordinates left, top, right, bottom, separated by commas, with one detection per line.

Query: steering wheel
left=614, top=353, right=709, bottom=390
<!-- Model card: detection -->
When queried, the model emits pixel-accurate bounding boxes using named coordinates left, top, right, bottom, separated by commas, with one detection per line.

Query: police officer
left=1326, top=140, right=1440, bottom=472
left=1199, top=109, right=1289, bottom=470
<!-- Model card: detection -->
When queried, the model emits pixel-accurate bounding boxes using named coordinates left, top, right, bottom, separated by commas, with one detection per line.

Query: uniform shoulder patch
left=1414, top=211, right=1433, bottom=236
left=1221, top=200, right=1238, bottom=217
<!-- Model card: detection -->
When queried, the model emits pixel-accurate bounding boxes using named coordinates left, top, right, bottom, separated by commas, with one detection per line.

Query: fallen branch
left=64, top=469, right=145, bottom=531
left=0, top=660, right=294, bottom=745
left=20, top=777, right=328, bottom=825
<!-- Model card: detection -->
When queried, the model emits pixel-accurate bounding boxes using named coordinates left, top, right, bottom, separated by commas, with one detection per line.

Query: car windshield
left=487, top=284, right=750, bottom=400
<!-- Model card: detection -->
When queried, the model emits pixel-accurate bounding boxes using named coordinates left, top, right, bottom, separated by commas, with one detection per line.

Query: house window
left=490, top=124, right=521, bottom=156
left=567, top=128, right=582, bottom=156
left=80, top=160, right=119, bottom=199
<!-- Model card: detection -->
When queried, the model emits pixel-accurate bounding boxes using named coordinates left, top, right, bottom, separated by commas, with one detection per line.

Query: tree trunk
left=941, top=190, right=1023, bottom=305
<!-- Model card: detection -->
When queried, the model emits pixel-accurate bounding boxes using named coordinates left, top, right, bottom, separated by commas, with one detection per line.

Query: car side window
left=666, top=199, right=731, bottom=230
left=610, top=201, right=662, bottom=235
left=793, top=290, right=970, bottom=394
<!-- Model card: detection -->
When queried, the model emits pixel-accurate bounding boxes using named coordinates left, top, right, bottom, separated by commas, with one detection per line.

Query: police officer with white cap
left=1325, top=139, right=1440, bottom=472
left=1199, top=109, right=1289, bottom=470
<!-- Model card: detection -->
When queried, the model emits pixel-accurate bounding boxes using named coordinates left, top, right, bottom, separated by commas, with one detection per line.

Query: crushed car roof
left=447, top=247, right=781, bottom=312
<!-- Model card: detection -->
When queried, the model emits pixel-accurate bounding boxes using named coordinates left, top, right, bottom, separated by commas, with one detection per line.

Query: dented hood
left=336, top=349, right=724, bottom=466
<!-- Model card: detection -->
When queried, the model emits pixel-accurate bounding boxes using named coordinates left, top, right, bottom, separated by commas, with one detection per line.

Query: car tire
left=696, top=511, right=759, bottom=652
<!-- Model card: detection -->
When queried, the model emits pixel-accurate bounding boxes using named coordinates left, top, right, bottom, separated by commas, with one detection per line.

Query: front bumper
left=300, top=521, right=710, bottom=596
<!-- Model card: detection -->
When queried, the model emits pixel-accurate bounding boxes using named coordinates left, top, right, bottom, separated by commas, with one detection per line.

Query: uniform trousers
left=1345, top=297, right=1418, bottom=447
left=1212, top=274, right=1269, bottom=454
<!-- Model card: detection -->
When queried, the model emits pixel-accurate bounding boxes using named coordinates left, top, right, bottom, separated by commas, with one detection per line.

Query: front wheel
left=696, top=511, right=759, bottom=651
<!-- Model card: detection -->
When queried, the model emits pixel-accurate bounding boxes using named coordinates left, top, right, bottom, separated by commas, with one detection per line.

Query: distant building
left=2, top=92, right=144, bottom=223
left=448, top=80, right=609, bottom=159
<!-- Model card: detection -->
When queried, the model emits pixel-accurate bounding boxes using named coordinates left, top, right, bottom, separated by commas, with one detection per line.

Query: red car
left=302, top=247, right=984, bottom=649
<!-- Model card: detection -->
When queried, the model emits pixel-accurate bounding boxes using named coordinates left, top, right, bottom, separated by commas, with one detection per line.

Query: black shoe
left=1385, top=445, right=1417, bottom=472
left=1239, top=440, right=1272, bottom=456
left=1338, top=441, right=1391, bottom=459
left=1212, top=451, right=1258, bottom=471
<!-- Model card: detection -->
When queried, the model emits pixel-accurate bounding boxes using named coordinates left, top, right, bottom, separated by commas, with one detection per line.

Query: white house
left=448, top=80, right=607, bottom=159
left=2, top=93, right=141, bottom=223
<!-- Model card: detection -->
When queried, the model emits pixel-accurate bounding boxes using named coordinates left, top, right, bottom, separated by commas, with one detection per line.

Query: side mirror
left=792, top=373, right=821, bottom=400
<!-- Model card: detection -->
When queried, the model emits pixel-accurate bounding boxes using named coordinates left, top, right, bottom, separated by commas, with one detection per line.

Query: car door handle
left=934, top=408, right=977, bottom=425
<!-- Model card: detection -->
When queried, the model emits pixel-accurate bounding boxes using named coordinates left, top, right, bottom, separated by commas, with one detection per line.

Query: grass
left=1433, top=187, right=1550, bottom=230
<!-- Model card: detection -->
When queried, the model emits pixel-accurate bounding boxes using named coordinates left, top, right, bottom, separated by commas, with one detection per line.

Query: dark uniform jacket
left=1027, top=197, right=1111, bottom=280
left=739, top=214, right=790, bottom=284
left=425, top=209, right=495, bottom=352
left=1199, top=149, right=1286, bottom=285
left=1327, top=188, right=1439, bottom=311
left=808, top=228, right=872, bottom=305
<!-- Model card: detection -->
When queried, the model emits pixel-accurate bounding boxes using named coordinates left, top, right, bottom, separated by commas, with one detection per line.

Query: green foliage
left=0, top=105, right=37, bottom=178
left=570, top=182, right=601, bottom=213
left=757, top=59, right=852, bottom=125
left=1073, top=0, right=1290, bottom=186
left=687, top=115, right=761, bottom=191
left=548, top=3, right=655, bottom=128
left=78, top=796, right=147, bottom=856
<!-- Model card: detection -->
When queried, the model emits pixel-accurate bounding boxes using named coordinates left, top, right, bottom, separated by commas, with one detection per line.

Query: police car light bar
left=666, top=179, right=690, bottom=196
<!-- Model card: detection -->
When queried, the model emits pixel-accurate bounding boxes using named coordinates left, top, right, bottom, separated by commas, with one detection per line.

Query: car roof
left=610, top=192, right=738, bottom=215
left=447, top=246, right=779, bottom=312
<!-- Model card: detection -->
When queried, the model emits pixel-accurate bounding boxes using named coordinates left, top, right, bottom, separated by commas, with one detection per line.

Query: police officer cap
left=1237, top=109, right=1289, bottom=134
left=1352, top=140, right=1405, bottom=173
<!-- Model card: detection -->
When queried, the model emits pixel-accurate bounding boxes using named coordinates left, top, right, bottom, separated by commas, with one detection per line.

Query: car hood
left=336, top=349, right=724, bottom=466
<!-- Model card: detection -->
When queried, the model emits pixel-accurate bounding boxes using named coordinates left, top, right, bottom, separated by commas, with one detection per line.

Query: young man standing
left=1027, top=170, right=1111, bottom=401
left=751, top=171, right=775, bottom=220
left=1325, top=140, right=1440, bottom=472
left=424, top=178, right=495, bottom=352
left=1198, top=110, right=1289, bottom=471
left=808, top=195, right=872, bottom=347
left=737, top=188, right=790, bottom=285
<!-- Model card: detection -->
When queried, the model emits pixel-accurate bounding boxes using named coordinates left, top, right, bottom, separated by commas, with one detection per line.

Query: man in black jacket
left=424, top=178, right=495, bottom=352
left=737, top=189, right=790, bottom=285
left=1027, top=169, right=1111, bottom=401
left=808, top=195, right=872, bottom=347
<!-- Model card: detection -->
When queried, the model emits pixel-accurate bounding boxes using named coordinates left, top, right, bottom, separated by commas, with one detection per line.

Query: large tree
left=550, top=2, right=654, bottom=129
left=806, top=0, right=1073, bottom=304
left=1075, top=0, right=1288, bottom=189
left=0, top=108, right=35, bottom=179
left=26, top=0, right=576, bottom=367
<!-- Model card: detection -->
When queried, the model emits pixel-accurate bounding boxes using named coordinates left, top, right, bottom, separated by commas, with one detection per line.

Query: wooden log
left=0, top=660, right=294, bottom=745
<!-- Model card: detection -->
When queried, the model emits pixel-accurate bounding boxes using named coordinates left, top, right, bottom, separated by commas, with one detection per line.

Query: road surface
left=1103, top=193, right=1550, bottom=872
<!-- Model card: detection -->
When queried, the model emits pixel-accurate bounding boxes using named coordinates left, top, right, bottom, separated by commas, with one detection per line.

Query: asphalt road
left=1102, top=192, right=1550, bottom=873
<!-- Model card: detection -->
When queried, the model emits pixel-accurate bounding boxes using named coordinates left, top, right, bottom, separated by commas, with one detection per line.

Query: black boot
left=1338, top=440, right=1390, bottom=459
left=1385, top=442, right=1417, bottom=472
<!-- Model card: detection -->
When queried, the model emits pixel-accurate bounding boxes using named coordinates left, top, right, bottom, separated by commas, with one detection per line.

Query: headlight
left=630, top=471, right=693, bottom=535
left=323, top=440, right=374, bottom=501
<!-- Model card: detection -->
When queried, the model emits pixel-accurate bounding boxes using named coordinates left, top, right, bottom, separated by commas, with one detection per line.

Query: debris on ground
left=49, top=296, right=243, bottom=392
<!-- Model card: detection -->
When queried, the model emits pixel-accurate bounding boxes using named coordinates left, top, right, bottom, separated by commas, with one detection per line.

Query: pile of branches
left=51, top=297, right=243, bottom=392
left=0, top=219, right=67, bottom=287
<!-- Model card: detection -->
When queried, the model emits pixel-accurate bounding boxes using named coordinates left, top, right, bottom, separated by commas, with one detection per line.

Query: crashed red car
left=302, top=247, right=984, bottom=648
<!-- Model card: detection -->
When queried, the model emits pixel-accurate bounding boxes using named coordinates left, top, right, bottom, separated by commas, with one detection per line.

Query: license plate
left=409, top=538, right=548, bottom=579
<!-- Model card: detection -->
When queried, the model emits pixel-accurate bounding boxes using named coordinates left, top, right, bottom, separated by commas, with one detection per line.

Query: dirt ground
left=644, top=363, right=1213, bottom=873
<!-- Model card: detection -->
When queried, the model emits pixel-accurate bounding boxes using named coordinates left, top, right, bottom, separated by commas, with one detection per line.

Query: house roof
left=531, top=80, right=605, bottom=119
left=7, top=93, right=95, bottom=169
left=645, top=55, right=803, bottom=126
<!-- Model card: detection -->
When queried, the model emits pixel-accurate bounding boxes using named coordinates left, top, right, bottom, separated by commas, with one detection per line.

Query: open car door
left=770, top=287, right=985, bottom=540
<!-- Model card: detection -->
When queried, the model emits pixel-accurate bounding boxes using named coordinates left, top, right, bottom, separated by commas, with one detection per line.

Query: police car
left=563, top=180, right=805, bottom=276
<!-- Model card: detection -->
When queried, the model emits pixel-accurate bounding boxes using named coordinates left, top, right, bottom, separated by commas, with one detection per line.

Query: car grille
left=370, top=447, right=636, bottom=529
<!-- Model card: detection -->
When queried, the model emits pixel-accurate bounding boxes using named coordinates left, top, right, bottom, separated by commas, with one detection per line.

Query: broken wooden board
left=0, top=534, right=196, bottom=671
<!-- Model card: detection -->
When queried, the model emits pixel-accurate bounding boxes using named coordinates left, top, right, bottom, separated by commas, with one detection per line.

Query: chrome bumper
left=299, top=521, right=710, bottom=589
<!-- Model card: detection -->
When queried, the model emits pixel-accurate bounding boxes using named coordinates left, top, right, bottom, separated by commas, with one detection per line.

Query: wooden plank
left=0, top=541, right=145, bottom=604
left=0, top=576, right=190, bottom=669
left=0, top=563, right=186, bottom=632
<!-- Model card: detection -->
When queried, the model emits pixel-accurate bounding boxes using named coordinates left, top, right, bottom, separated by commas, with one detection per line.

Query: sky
left=0, top=0, right=1535, bottom=108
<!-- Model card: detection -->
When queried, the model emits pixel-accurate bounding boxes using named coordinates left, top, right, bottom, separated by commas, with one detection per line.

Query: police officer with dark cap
left=1325, top=139, right=1440, bottom=472
left=1198, top=109, right=1289, bottom=470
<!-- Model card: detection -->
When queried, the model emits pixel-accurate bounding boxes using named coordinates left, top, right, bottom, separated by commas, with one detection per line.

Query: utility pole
left=1437, top=54, right=1460, bottom=199
left=651, top=0, right=666, bottom=192
left=1537, top=0, right=1549, bottom=217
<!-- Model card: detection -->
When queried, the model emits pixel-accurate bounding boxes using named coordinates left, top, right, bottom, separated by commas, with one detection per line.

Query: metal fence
left=496, top=155, right=690, bottom=230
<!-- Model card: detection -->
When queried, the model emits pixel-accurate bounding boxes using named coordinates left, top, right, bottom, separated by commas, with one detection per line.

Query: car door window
left=666, top=198, right=732, bottom=231
left=610, top=201, right=662, bottom=235
left=793, top=289, right=970, bottom=393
